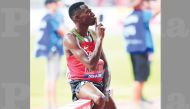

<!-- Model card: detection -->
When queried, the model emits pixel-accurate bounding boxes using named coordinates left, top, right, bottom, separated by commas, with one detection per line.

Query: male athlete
left=64, top=2, right=116, bottom=109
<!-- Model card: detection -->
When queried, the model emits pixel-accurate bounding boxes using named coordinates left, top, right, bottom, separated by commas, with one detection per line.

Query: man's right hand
left=95, top=18, right=105, bottom=39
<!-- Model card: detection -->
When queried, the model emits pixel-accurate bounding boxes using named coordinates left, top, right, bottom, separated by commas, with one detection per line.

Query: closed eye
left=85, top=9, right=91, bottom=14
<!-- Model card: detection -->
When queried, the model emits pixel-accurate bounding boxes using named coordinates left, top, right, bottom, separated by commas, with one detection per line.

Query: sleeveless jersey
left=66, top=29, right=104, bottom=83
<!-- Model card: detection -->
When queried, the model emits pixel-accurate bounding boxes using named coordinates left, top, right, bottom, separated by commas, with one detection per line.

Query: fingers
left=100, top=25, right=105, bottom=29
left=97, top=23, right=105, bottom=30
left=95, top=17, right=97, bottom=28
left=95, top=17, right=104, bottom=29
left=95, top=18, right=105, bottom=38
left=99, top=25, right=105, bottom=32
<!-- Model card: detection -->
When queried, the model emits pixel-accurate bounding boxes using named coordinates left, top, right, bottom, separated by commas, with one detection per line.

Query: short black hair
left=68, top=2, right=85, bottom=20
left=45, top=0, right=60, bottom=5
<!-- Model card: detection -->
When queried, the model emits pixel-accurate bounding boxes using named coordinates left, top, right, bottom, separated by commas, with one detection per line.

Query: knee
left=93, top=94, right=106, bottom=108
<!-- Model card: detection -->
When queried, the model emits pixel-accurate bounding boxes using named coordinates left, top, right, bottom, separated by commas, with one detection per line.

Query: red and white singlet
left=66, top=30, right=104, bottom=83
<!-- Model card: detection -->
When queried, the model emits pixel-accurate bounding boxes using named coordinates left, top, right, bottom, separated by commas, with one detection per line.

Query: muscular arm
left=101, top=50, right=111, bottom=92
left=64, top=33, right=103, bottom=70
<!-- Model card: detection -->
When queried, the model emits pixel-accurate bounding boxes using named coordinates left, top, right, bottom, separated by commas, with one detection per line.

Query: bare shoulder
left=64, top=33, right=75, bottom=42
left=64, top=33, right=78, bottom=49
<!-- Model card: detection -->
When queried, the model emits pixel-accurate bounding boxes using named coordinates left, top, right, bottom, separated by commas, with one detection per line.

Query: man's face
left=77, top=5, right=96, bottom=26
left=132, top=0, right=144, bottom=9
left=47, top=2, right=61, bottom=12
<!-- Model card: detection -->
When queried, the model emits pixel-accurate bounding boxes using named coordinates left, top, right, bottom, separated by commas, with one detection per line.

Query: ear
left=72, top=14, right=80, bottom=22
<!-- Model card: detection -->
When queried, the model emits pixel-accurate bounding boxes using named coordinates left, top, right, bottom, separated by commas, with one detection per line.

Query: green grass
left=30, top=33, right=160, bottom=109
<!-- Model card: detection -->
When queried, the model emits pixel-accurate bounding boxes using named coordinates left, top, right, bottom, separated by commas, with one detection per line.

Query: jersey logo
left=124, top=25, right=136, bottom=38
left=84, top=72, right=104, bottom=78
left=124, top=15, right=139, bottom=25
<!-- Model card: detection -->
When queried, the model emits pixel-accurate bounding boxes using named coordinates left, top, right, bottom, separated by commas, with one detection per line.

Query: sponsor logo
left=84, top=72, right=104, bottom=78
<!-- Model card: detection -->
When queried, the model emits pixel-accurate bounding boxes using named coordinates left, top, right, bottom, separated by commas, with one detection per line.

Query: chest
left=79, top=36, right=95, bottom=55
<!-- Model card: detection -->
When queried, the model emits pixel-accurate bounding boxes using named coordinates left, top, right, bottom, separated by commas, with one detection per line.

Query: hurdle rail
left=60, top=99, right=92, bottom=109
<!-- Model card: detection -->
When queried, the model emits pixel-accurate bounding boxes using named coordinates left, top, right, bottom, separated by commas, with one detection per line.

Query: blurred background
left=30, top=0, right=160, bottom=109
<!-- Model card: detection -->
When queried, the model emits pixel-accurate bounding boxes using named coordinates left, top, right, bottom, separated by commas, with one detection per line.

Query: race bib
left=84, top=59, right=104, bottom=79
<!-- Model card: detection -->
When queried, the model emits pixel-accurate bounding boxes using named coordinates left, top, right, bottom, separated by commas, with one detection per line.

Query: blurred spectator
left=123, top=0, right=160, bottom=108
left=114, top=0, right=126, bottom=6
left=35, top=0, right=65, bottom=109
left=96, top=0, right=104, bottom=6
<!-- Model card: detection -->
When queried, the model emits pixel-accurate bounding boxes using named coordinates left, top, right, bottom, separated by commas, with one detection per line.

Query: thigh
left=76, top=82, right=105, bottom=100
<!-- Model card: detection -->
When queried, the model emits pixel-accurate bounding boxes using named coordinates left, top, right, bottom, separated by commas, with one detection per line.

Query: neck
left=75, top=24, right=89, bottom=37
